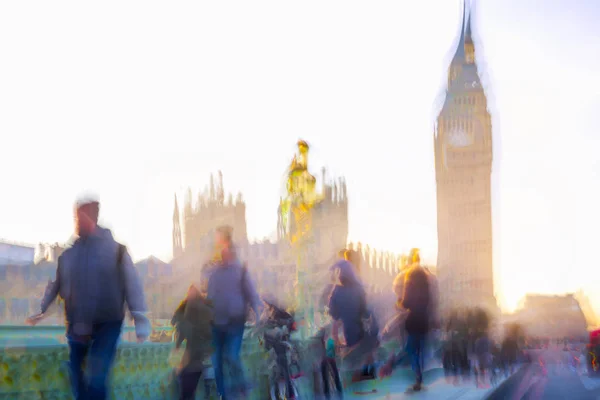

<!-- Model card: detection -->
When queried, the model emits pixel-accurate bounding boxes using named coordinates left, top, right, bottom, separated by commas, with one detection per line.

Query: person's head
left=344, top=249, right=361, bottom=273
left=74, top=196, right=100, bottom=236
left=214, top=225, right=234, bottom=262
left=409, top=248, right=421, bottom=266
left=215, top=225, right=233, bottom=248
left=187, top=284, right=201, bottom=299
left=335, top=260, right=359, bottom=287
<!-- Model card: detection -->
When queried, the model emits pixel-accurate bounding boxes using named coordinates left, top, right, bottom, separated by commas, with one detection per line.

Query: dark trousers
left=212, top=324, right=245, bottom=399
left=321, top=357, right=343, bottom=399
left=179, top=367, right=203, bottom=400
left=67, top=321, right=122, bottom=400
left=406, top=333, right=425, bottom=384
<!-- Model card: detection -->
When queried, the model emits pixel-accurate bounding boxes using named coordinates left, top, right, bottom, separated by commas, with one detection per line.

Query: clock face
left=447, top=129, right=472, bottom=148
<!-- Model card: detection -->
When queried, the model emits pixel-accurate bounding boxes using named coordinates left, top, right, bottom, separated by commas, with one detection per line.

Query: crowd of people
left=440, top=310, right=522, bottom=388
left=25, top=196, right=448, bottom=400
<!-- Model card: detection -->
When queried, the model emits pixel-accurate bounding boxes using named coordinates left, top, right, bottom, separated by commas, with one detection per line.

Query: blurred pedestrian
left=27, top=195, right=150, bottom=400
left=205, top=226, right=263, bottom=399
left=172, top=285, right=214, bottom=400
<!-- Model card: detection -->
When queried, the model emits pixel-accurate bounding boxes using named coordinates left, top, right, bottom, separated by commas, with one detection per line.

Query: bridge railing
left=0, top=325, right=403, bottom=399
left=0, top=325, right=280, bottom=399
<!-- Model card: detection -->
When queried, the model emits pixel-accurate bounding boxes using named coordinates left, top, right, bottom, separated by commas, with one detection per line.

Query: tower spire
left=173, top=193, right=183, bottom=258
left=209, top=173, right=215, bottom=200
left=464, top=1, right=472, bottom=43
left=173, top=193, right=180, bottom=220
left=217, top=170, right=224, bottom=205
left=453, top=0, right=469, bottom=61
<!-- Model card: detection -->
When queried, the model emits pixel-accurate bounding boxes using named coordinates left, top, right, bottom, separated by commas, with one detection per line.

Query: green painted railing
left=0, top=325, right=403, bottom=399
left=0, top=325, right=298, bottom=399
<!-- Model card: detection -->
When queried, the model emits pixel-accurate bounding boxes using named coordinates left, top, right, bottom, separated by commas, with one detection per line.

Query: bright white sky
left=1, top=0, right=599, bottom=315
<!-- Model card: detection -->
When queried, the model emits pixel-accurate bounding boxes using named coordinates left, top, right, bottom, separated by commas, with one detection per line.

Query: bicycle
left=256, top=301, right=301, bottom=400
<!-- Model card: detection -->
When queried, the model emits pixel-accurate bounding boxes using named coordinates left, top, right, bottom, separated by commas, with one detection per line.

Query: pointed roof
left=135, top=255, right=169, bottom=267
left=464, top=4, right=472, bottom=43
left=173, top=193, right=179, bottom=220
left=452, top=0, right=473, bottom=62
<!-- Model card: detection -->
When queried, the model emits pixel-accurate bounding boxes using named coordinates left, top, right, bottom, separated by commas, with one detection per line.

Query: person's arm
left=27, top=260, right=62, bottom=326
left=332, top=319, right=342, bottom=346
left=392, top=273, right=404, bottom=302
left=120, top=247, right=151, bottom=341
left=41, top=257, right=62, bottom=314
left=400, top=270, right=416, bottom=310
left=327, top=289, right=341, bottom=321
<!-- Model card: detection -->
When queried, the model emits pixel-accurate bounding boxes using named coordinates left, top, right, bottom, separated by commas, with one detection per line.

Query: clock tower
left=434, top=0, right=497, bottom=316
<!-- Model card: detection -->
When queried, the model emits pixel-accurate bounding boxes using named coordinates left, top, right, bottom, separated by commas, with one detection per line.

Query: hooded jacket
left=40, top=226, right=150, bottom=338
left=328, top=260, right=371, bottom=347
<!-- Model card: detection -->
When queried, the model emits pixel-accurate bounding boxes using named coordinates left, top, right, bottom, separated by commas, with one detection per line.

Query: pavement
left=486, top=347, right=600, bottom=400
left=310, top=347, right=600, bottom=399
left=344, top=365, right=512, bottom=400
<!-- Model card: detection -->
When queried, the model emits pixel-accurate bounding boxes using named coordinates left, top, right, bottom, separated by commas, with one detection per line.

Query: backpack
left=174, top=296, right=214, bottom=345
left=116, top=243, right=127, bottom=292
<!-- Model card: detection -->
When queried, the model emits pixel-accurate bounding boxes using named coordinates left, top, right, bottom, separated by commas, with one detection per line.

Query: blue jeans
left=406, top=333, right=426, bottom=384
left=67, top=321, right=122, bottom=400
left=212, top=324, right=245, bottom=399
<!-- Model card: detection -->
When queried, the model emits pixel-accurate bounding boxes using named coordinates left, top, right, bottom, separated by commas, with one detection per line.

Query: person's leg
left=405, top=334, right=414, bottom=364
left=204, top=378, right=212, bottom=400
left=415, top=334, right=425, bottom=386
left=212, top=326, right=227, bottom=399
left=277, top=351, right=295, bottom=398
left=329, top=358, right=344, bottom=397
left=87, top=321, right=122, bottom=400
left=179, top=367, right=203, bottom=400
left=321, top=359, right=331, bottom=399
left=225, top=324, right=246, bottom=394
left=452, top=347, right=461, bottom=382
left=67, top=334, right=91, bottom=400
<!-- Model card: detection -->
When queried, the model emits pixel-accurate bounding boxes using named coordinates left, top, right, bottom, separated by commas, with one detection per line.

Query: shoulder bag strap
left=116, top=243, right=126, bottom=294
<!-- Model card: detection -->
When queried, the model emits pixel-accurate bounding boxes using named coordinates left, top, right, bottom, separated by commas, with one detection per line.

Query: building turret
left=217, top=170, right=225, bottom=205
left=172, top=194, right=183, bottom=258
left=209, top=173, right=215, bottom=201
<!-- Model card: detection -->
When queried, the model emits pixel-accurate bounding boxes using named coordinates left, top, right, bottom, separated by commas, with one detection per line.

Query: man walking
left=380, top=249, right=436, bottom=392
left=27, top=195, right=150, bottom=400
left=399, top=251, right=433, bottom=392
left=205, top=226, right=262, bottom=400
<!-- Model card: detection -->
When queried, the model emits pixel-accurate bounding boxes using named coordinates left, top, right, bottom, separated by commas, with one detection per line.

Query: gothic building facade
left=434, top=1, right=498, bottom=316
left=159, top=142, right=401, bottom=318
